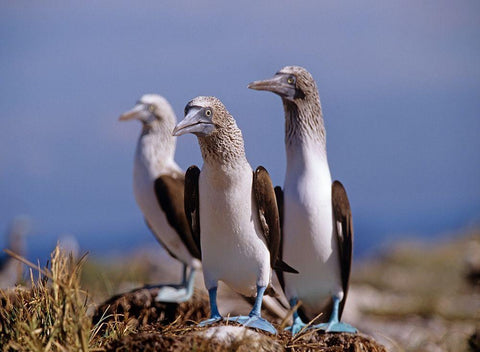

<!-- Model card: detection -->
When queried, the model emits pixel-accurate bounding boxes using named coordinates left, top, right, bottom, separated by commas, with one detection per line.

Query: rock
left=195, top=326, right=282, bottom=351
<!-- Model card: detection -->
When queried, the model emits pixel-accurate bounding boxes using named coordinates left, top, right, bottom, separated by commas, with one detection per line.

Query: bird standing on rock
left=173, top=96, right=297, bottom=334
left=119, top=94, right=201, bottom=303
left=249, top=66, right=357, bottom=334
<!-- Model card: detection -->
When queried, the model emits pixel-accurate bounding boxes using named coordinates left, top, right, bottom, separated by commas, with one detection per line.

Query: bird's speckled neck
left=283, top=92, right=326, bottom=153
left=198, top=120, right=246, bottom=167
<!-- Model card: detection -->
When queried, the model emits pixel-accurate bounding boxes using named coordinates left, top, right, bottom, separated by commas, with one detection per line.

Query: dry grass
left=3, top=230, right=478, bottom=351
left=0, top=245, right=386, bottom=352
left=0, top=246, right=136, bottom=352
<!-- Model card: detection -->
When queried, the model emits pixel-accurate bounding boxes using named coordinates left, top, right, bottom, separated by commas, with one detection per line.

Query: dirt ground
left=93, top=287, right=386, bottom=352
left=91, top=231, right=480, bottom=351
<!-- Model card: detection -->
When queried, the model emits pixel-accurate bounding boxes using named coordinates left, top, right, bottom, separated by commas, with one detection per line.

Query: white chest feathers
left=198, top=162, right=271, bottom=296
left=282, top=142, right=343, bottom=317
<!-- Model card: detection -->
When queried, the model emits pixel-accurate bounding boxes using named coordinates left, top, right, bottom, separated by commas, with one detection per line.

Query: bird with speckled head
left=173, top=96, right=297, bottom=334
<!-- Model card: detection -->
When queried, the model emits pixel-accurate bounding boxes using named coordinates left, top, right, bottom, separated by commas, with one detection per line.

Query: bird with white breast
left=119, top=94, right=201, bottom=303
left=173, top=96, right=297, bottom=334
left=249, top=66, right=357, bottom=334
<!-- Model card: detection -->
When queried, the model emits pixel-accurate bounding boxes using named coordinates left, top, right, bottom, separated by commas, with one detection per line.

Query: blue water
left=1, top=1, right=479, bottom=267
left=13, top=201, right=479, bottom=267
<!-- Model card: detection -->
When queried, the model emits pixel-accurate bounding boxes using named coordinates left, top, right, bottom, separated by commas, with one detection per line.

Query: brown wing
left=184, top=165, right=201, bottom=256
left=332, top=180, right=353, bottom=319
left=273, top=186, right=286, bottom=291
left=253, top=166, right=297, bottom=274
left=154, top=174, right=201, bottom=260
left=274, top=186, right=284, bottom=230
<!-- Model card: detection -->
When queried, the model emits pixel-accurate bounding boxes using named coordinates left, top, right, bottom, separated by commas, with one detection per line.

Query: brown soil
left=92, top=286, right=210, bottom=329
left=105, top=324, right=385, bottom=352
left=281, top=330, right=387, bottom=352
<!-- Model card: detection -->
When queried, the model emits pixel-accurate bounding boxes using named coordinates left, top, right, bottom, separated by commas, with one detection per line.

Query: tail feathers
left=273, top=260, right=298, bottom=274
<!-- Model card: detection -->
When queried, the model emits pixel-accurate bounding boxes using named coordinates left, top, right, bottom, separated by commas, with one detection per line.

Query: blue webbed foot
left=223, top=286, right=277, bottom=334
left=198, top=315, right=222, bottom=327
left=155, top=266, right=196, bottom=303
left=285, top=297, right=309, bottom=335
left=199, top=286, right=222, bottom=327
left=285, top=316, right=308, bottom=335
left=228, top=315, right=277, bottom=334
left=311, top=294, right=357, bottom=333
left=155, top=286, right=191, bottom=303
left=313, top=321, right=357, bottom=333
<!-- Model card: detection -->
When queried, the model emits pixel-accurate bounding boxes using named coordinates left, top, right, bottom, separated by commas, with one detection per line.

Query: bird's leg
left=248, top=285, right=266, bottom=317
left=175, top=267, right=196, bottom=303
left=199, top=286, right=222, bottom=326
left=312, top=294, right=357, bottom=333
left=207, top=286, right=221, bottom=319
left=155, top=264, right=195, bottom=303
left=285, top=297, right=308, bottom=335
left=227, top=285, right=277, bottom=334
left=186, top=266, right=196, bottom=289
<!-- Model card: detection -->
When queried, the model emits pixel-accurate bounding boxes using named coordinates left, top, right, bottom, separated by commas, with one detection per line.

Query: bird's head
left=118, top=94, right=176, bottom=129
left=248, top=66, right=318, bottom=103
left=174, top=96, right=245, bottom=163
left=172, top=96, right=232, bottom=137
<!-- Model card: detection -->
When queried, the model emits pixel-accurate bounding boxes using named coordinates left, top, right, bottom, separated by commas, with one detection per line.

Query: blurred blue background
left=1, top=1, right=479, bottom=262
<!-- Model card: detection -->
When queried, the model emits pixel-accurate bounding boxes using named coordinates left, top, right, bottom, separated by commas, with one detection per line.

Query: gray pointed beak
left=248, top=75, right=295, bottom=99
left=173, top=107, right=216, bottom=137
left=119, top=104, right=147, bottom=122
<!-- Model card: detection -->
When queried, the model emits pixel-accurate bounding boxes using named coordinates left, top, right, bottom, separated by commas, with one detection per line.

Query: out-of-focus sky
left=1, top=1, right=479, bottom=260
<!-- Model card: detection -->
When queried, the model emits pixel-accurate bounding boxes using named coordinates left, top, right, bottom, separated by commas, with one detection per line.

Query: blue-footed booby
left=119, top=94, right=201, bottom=302
left=249, top=66, right=357, bottom=334
left=173, top=96, right=297, bottom=334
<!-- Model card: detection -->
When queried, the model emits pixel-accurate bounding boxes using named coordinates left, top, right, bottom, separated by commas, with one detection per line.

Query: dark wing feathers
left=184, top=165, right=201, bottom=256
left=331, top=180, right=353, bottom=320
left=253, top=166, right=297, bottom=274
left=154, top=174, right=201, bottom=260
left=273, top=186, right=286, bottom=292
left=274, top=186, right=284, bottom=228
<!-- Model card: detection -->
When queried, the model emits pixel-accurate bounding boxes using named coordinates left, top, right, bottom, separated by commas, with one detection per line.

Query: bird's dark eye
left=205, top=109, right=212, bottom=117
left=148, top=104, right=155, bottom=112
left=287, top=76, right=295, bottom=85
